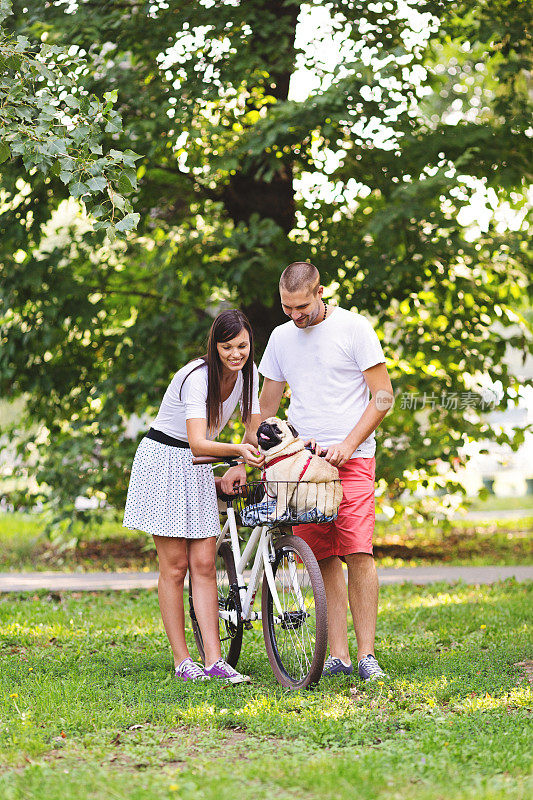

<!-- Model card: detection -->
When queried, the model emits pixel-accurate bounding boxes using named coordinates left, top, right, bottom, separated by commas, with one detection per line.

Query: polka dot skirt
left=122, top=437, right=221, bottom=539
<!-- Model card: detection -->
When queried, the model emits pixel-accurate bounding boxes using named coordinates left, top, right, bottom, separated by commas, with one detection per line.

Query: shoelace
left=359, top=656, right=382, bottom=675
left=178, top=659, right=206, bottom=679
left=324, top=656, right=341, bottom=669
left=213, top=659, right=239, bottom=677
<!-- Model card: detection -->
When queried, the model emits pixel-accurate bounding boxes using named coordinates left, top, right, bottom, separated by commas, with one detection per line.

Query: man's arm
left=324, top=363, right=394, bottom=467
left=242, top=412, right=261, bottom=447
left=259, top=377, right=286, bottom=420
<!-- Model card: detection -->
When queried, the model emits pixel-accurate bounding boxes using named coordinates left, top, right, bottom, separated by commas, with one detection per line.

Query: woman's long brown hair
left=179, top=310, right=255, bottom=433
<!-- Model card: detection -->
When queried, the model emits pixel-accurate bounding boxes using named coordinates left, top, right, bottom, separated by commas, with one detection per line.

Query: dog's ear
left=287, top=423, right=298, bottom=438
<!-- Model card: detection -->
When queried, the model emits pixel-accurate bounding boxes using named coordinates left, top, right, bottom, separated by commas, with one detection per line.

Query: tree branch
left=84, top=286, right=210, bottom=321
left=84, top=286, right=181, bottom=305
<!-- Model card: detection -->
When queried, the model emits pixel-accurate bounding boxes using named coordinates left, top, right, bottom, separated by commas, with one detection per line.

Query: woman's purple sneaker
left=204, top=659, right=251, bottom=684
left=175, top=657, right=210, bottom=682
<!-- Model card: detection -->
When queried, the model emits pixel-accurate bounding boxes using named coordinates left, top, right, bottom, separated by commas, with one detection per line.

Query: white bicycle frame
left=215, top=501, right=305, bottom=627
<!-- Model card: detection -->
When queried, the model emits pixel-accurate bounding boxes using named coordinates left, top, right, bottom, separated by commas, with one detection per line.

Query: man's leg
left=319, top=555, right=351, bottom=664
left=344, top=552, right=378, bottom=662
left=332, top=457, right=384, bottom=675
left=294, top=521, right=354, bottom=672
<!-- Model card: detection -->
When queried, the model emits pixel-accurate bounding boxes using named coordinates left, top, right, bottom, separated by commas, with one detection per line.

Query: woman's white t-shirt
left=151, top=360, right=260, bottom=441
left=258, top=308, right=385, bottom=458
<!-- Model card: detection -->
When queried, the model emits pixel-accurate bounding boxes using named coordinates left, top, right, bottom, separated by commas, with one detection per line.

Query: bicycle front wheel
left=189, top=542, right=243, bottom=667
left=262, top=535, right=327, bottom=689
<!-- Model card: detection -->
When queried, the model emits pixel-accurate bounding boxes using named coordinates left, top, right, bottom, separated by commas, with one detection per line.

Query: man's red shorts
left=296, top=457, right=375, bottom=561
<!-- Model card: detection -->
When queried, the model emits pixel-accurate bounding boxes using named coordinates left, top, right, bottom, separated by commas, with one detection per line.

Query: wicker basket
left=233, top=479, right=341, bottom=526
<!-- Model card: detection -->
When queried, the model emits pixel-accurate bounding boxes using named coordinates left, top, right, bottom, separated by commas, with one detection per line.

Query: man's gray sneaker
left=323, top=656, right=354, bottom=677
left=358, top=654, right=386, bottom=681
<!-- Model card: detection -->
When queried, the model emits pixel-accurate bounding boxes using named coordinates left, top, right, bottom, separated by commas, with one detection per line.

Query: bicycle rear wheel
left=189, top=542, right=243, bottom=667
left=262, top=535, right=327, bottom=689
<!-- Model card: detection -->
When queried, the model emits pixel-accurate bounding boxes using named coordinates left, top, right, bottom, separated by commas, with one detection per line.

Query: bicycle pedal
left=243, top=620, right=254, bottom=630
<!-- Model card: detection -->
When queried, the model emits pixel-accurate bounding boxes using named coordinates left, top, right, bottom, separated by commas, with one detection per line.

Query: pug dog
left=257, top=417, right=343, bottom=519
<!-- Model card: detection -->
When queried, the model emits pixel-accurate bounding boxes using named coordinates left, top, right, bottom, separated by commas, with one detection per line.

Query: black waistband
left=145, top=428, right=190, bottom=448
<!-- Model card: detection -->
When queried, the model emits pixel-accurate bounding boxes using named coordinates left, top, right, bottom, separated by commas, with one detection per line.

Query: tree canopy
left=1, top=0, right=531, bottom=525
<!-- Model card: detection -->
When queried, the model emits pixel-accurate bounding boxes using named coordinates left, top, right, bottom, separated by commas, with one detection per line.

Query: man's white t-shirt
left=258, top=308, right=385, bottom=458
left=152, top=360, right=260, bottom=441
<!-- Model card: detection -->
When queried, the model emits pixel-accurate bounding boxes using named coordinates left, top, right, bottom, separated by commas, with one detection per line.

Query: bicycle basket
left=234, top=480, right=341, bottom=526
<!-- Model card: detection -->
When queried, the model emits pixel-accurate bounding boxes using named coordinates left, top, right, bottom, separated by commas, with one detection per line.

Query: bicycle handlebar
left=193, top=445, right=328, bottom=467
left=192, top=456, right=242, bottom=466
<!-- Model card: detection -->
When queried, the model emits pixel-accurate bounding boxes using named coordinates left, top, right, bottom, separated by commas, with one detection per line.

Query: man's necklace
left=322, top=302, right=328, bottom=321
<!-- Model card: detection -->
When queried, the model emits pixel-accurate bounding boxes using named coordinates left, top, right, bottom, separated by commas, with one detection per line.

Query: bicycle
left=188, top=455, right=341, bottom=690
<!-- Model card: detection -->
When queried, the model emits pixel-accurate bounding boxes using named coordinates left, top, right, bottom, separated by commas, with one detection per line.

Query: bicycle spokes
left=263, top=541, right=327, bottom=687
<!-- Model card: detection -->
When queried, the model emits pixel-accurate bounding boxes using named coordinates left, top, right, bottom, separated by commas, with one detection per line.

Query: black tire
left=189, top=542, right=243, bottom=667
left=262, top=535, right=327, bottom=690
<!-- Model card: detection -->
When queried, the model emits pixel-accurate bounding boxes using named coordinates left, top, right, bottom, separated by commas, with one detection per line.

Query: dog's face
left=257, top=417, right=298, bottom=452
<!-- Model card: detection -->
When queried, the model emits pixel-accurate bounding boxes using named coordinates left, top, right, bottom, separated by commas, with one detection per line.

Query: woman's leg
left=153, top=535, right=190, bottom=668
left=187, top=537, right=221, bottom=668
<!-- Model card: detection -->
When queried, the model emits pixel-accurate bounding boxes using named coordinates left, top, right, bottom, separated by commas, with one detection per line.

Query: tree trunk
left=222, top=163, right=295, bottom=234
left=227, top=0, right=300, bottom=344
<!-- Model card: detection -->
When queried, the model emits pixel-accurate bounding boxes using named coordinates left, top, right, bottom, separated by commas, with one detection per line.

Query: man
left=258, top=261, right=393, bottom=680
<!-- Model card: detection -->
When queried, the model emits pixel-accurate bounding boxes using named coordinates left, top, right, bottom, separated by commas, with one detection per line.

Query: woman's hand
left=238, top=443, right=264, bottom=468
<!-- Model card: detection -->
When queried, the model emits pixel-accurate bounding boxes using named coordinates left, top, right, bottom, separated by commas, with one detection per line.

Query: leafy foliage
left=0, top=0, right=140, bottom=240
left=0, top=0, right=531, bottom=525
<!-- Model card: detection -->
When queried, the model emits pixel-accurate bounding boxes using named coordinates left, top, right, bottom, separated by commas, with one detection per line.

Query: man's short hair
left=279, top=262, right=320, bottom=294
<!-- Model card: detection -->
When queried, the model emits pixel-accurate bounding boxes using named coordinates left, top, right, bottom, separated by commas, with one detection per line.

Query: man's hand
left=324, top=440, right=355, bottom=468
left=303, top=438, right=324, bottom=456
left=220, top=464, right=247, bottom=494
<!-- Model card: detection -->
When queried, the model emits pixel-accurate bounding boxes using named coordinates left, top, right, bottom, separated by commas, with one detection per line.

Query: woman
left=123, top=310, right=263, bottom=684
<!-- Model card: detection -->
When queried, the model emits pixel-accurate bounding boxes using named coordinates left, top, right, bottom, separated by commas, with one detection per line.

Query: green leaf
left=115, top=213, right=140, bottom=232
left=109, top=191, right=126, bottom=211
left=64, top=94, right=79, bottom=109
left=105, top=119, right=122, bottom=134
left=117, top=173, right=133, bottom=194
left=48, top=139, right=68, bottom=156
left=71, top=125, right=90, bottom=143
left=87, top=176, right=107, bottom=192
left=70, top=181, right=89, bottom=197
left=0, top=141, right=10, bottom=163
left=122, top=149, right=142, bottom=167
left=91, top=204, right=107, bottom=219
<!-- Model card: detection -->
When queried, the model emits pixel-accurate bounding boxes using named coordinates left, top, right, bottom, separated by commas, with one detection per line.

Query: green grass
left=0, top=512, right=155, bottom=572
left=1, top=511, right=532, bottom=572
left=467, top=495, right=533, bottom=513
left=373, top=517, right=533, bottom=567
left=0, top=581, right=532, bottom=799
